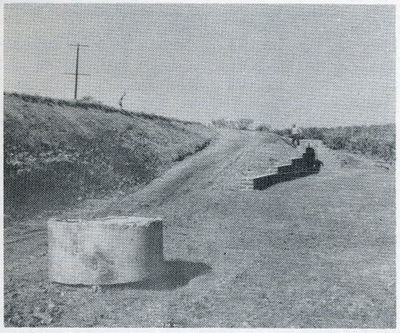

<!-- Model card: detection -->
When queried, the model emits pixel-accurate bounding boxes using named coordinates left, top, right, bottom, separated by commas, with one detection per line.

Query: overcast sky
left=4, top=4, right=395, bottom=128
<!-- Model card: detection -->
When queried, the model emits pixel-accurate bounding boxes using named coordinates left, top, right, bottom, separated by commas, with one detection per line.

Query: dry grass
left=4, top=92, right=215, bottom=218
left=6, top=92, right=196, bottom=125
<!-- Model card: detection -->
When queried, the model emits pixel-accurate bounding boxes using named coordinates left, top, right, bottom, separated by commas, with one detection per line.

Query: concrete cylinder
left=47, top=216, right=164, bottom=285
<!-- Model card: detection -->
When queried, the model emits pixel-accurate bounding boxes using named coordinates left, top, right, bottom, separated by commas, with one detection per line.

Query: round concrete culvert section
left=47, top=216, right=165, bottom=285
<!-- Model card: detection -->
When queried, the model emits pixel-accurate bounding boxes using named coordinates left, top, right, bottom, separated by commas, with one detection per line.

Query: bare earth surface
left=4, top=129, right=395, bottom=328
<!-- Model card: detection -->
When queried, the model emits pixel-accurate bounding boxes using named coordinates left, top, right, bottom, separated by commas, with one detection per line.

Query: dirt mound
left=4, top=93, right=215, bottom=218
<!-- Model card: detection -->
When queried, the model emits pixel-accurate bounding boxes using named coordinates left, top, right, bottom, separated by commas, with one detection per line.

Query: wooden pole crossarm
left=64, top=43, right=89, bottom=99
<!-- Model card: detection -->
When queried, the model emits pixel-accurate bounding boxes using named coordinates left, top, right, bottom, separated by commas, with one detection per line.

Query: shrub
left=273, top=128, right=291, bottom=137
left=300, top=124, right=395, bottom=162
left=236, top=118, right=254, bottom=130
left=211, top=118, right=254, bottom=130
left=255, top=124, right=271, bottom=132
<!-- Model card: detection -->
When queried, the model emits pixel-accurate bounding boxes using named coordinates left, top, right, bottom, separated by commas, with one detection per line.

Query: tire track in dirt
left=4, top=130, right=395, bottom=328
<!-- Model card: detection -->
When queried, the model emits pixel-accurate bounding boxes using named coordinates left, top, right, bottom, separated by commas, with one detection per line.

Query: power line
left=64, top=43, right=89, bottom=100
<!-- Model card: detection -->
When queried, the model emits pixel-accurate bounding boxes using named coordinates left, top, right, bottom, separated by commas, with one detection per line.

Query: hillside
left=4, top=92, right=215, bottom=218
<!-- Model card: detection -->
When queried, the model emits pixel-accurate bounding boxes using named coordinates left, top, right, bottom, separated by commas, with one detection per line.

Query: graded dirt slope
left=4, top=128, right=395, bottom=328
left=4, top=93, right=214, bottom=217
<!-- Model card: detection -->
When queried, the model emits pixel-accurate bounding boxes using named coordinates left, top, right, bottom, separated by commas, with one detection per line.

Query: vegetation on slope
left=4, top=92, right=214, bottom=217
left=275, top=124, right=395, bottom=162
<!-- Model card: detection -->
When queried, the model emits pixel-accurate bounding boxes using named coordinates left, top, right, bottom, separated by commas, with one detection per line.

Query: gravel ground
left=4, top=129, right=395, bottom=327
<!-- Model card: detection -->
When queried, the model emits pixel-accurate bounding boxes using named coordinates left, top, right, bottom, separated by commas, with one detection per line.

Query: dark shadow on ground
left=55, top=260, right=211, bottom=291
left=108, top=260, right=212, bottom=291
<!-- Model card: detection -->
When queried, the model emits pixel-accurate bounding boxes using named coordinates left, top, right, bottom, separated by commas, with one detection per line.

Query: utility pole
left=64, top=43, right=89, bottom=100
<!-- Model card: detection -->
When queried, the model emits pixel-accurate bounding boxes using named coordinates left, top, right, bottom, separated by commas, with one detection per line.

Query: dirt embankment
left=4, top=130, right=395, bottom=327
left=4, top=93, right=215, bottom=218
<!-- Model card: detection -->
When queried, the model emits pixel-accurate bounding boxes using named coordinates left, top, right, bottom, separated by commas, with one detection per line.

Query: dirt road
left=4, top=129, right=395, bottom=327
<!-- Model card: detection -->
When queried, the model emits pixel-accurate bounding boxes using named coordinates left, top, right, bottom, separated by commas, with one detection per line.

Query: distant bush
left=211, top=118, right=233, bottom=128
left=273, top=128, right=291, bottom=137
left=80, top=95, right=94, bottom=102
left=280, top=124, right=395, bottom=162
left=255, top=123, right=271, bottom=132
left=236, top=118, right=254, bottom=130
left=301, top=127, right=327, bottom=141
left=211, top=118, right=254, bottom=130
